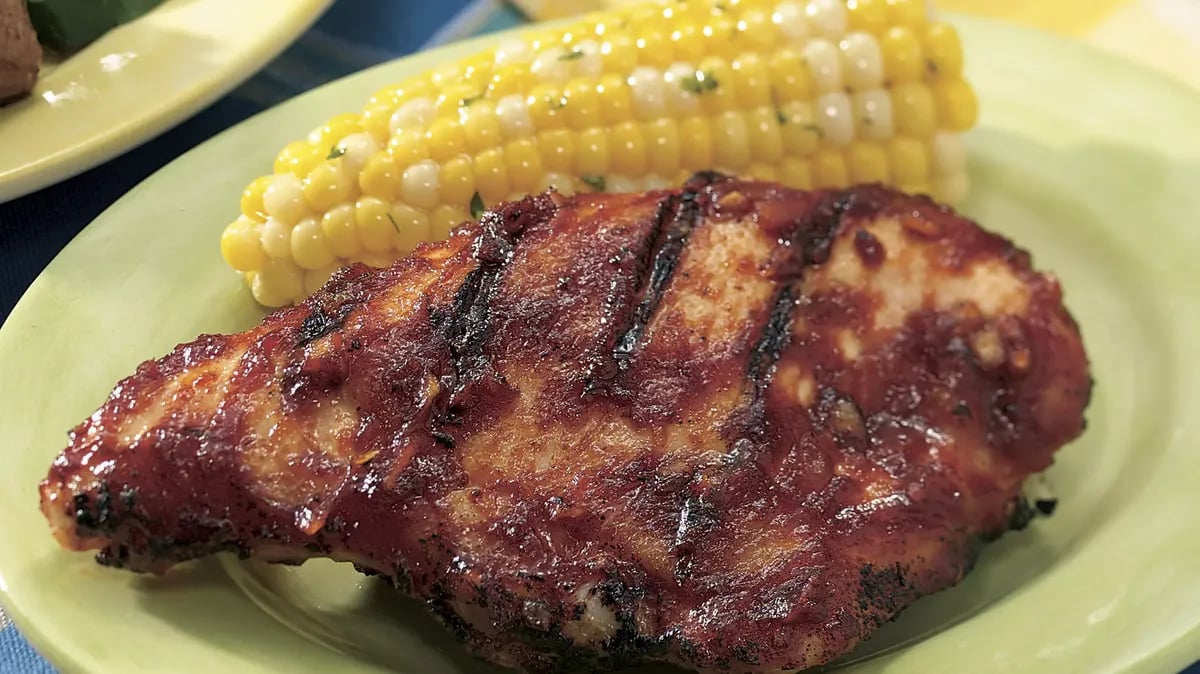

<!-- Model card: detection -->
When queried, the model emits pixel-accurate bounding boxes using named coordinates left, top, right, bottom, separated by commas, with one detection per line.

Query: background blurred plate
left=0, top=0, right=332, bottom=203
left=0, top=14, right=1198, bottom=674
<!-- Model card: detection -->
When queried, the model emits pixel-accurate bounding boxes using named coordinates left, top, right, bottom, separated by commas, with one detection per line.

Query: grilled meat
left=41, top=174, right=1092, bottom=673
left=0, top=0, right=42, bottom=104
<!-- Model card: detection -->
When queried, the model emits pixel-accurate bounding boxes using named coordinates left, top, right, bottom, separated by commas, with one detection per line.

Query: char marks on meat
left=40, top=174, right=1092, bottom=673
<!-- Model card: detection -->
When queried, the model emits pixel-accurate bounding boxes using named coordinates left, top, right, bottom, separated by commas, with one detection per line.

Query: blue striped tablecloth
left=0, top=1, right=1196, bottom=672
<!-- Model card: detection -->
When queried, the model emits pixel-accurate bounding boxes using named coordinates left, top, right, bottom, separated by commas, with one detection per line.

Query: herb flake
left=327, top=145, right=346, bottom=160
left=776, top=108, right=789, bottom=124
left=580, top=174, right=606, bottom=192
left=802, top=123, right=824, bottom=137
left=559, top=48, right=584, bottom=61
left=470, top=192, right=485, bottom=220
left=386, top=212, right=400, bottom=232
left=460, top=92, right=485, bottom=107
left=680, top=70, right=719, bottom=95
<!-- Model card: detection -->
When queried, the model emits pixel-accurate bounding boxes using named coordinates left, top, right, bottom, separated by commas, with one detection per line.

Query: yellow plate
left=0, top=14, right=1199, bottom=674
left=0, top=0, right=332, bottom=203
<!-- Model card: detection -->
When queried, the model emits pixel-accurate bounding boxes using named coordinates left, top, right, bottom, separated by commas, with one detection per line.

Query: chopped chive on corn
left=223, top=0, right=978, bottom=307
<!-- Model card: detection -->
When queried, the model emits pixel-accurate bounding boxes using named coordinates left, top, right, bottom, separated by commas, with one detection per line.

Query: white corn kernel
left=260, top=217, right=293, bottom=258
left=853, top=89, right=894, bottom=141
left=389, top=97, right=436, bottom=135
left=803, top=39, right=843, bottom=93
left=334, top=132, right=381, bottom=176
left=401, top=160, right=441, bottom=210
left=816, top=91, right=854, bottom=147
left=664, top=63, right=703, bottom=115
left=531, top=47, right=572, bottom=84
left=493, top=39, right=534, bottom=67
left=628, top=66, right=668, bottom=120
left=932, top=132, right=967, bottom=176
left=805, top=0, right=848, bottom=38
left=839, top=32, right=884, bottom=90
left=495, top=94, right=534, bottom=139
left=773, top=2, right=811, bottom=42
left=262, top=174, right=308, bottom=223
left=572, top=40, right=604, bottom=79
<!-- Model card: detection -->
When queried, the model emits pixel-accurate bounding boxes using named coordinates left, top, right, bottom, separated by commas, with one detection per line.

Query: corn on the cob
left=221, top=0, right=978, bottom=307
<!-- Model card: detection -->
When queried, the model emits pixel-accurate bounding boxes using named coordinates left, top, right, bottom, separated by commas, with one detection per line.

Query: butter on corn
left=222, top=0, right=979, bottom=307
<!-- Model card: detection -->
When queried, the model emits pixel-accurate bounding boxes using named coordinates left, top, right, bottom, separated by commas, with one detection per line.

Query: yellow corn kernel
left=891, top=82, right=936, bottom=137
left=356, top=196, right=398, bottom=253
left=730, top=53, right=772, bottom=108
left=887, top=136, right=929, bottom=184
left=321, top=203, right=362, bottom=258
left=847, top=142, right=891, bottom=183
left=597, top=73, right=633, bottom=124
left=490, top=64, right=535, bottom=99
left=576, top=127, right=610, bottom=176
left=779, top=157, right=814, bottom=190
left=768, top=48, right=814, bottom=103
left=670, top=22, right=707, bottom=63
left=460, top=100, right=502, bottom=154
left=847, top=0, right=889, bottom=33
left=360, top=100, right=395, bottom=142
left=696, top=59, right=737, bottom=114
left=538, top=128, right=576, bottom=172
left=736, top=8, right=776, bottom=51
left=601, top=34, right=638, bottom=75
left=433, top=155, right=473, bottom=206
left=746, top=107, right=784, bottom=165
left=391, top=77, right=435, bottom=103
left=461, top=54, right=494, bottom=90
left=644, top=118, right=681, bottom=178
left=563, top=79, right=603, bottom=129
left=813, top=149, right=850, bottom=187
left=391, top=203, right=432, bottom=253
left=778, top=102, right=821, bottom=157
left=886, top=0, right=927, bottom=27
left=359, top=151, right=403, bottom=200
left=430, top=205, right=469, bottom=240
left=504, top=138, right=543, bottom=192
left=746, top=162, right=777, bottom=183
left=609, top=121, right=647, bottom=176
left=712, top=112, right=750, bottom=170
left=388, top=130, right=431, bottom=167
left=922, top=23, right=963, bottom=78
left=636, top=28, right=673, bottom=69
left=368, top=85, right=403, bottom=110
left=304, top=162, right=356, bottom=213
left=881, top=26, right=923, bottom=84
left=932, top=79, right=977, bottom=132
left=702, top=15, right=739, bottom=60
left=429, top=63, right=465, bottom=91
left=436, top=84, right=483, bottom=118
left=528, top=85, right=568, bottom=130
left=273, top=141, right=324, bottom=178
left=240, top=175, right=273, bottom=222
left=425, top=118, right=467, bottom=163
left=310, top=113, right=363, bottom=147
left=291, top=216, right=336, bottom=270
left=221, top=216, right=265, bottom=272
left=678, top=116, right=713, bottom=169
left=473, top=148, right=510, bottom=203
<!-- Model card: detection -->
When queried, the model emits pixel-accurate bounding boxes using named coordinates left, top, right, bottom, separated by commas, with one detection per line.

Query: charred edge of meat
left=295, top=263, right=374, bottom=348
left=584, top=193, right=680, bottom=390
left=610, top=173, right=717, bottom=367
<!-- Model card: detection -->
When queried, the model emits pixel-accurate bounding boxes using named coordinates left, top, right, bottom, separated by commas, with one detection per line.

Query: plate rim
left=1, top=12, right=1199, bottom=673
left=0, top=0, right=334, bottom=204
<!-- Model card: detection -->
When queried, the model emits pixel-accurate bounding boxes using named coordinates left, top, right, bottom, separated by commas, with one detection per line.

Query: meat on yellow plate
left=41, top=173, right=1092, bottom=673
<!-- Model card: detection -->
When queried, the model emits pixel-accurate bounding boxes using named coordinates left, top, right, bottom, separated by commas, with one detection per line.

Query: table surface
left=0, top=0, right=1196, bottom=672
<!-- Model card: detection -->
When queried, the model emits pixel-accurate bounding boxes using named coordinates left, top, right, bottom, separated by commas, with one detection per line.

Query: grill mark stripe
left=611, top=174, right=716, bottom=367
left=431, top=195, right=555, bottom=422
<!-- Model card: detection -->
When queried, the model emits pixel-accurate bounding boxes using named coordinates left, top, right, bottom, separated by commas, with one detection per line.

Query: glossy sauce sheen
left=41, top=174, right=1092, bottom=674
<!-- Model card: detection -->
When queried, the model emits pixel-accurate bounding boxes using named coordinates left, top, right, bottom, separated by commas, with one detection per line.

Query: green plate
left=1, top=14, right=1198, bottom=674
